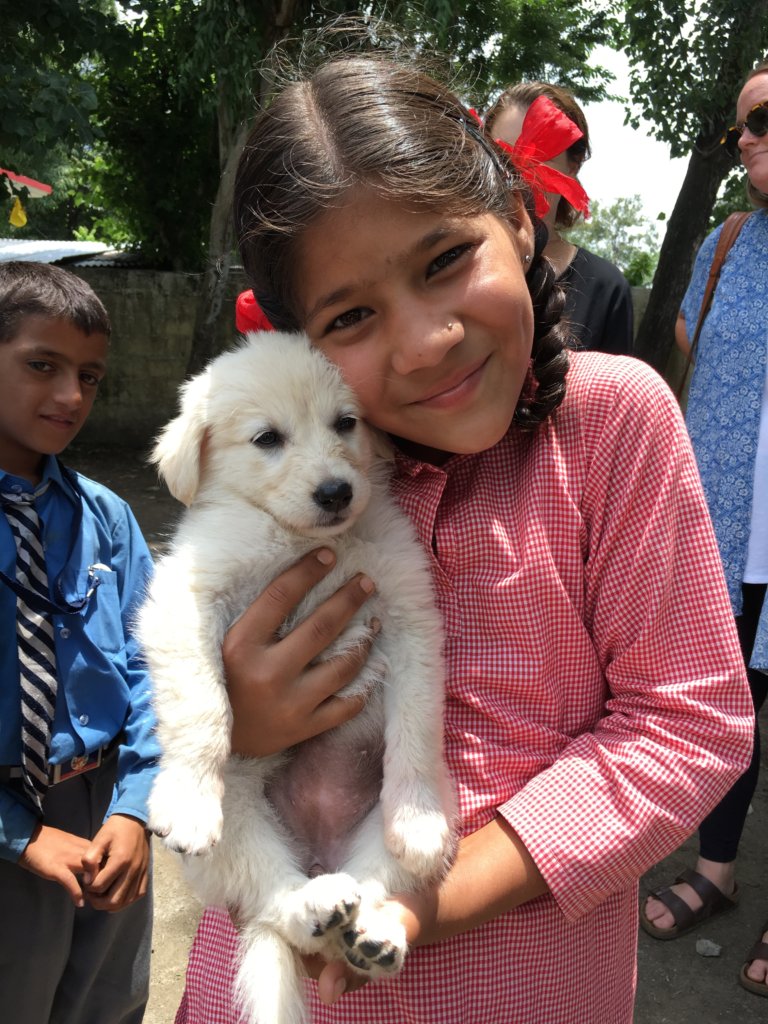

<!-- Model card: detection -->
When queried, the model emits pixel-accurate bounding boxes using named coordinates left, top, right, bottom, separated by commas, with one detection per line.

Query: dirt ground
left=65, top=441, right=768, bottom=1024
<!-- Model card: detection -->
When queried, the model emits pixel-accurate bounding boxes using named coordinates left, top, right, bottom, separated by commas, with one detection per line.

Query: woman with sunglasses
left=642, top=58, right=768, bottom=1000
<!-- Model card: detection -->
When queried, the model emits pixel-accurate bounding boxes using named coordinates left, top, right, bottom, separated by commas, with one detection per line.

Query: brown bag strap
left=676, top=211, right=751, bottom=399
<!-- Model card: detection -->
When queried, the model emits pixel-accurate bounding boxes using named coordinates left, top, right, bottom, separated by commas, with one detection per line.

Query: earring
left=447, top=321, right=455, bottom=330
left=523, top=253, right=532, bottom=265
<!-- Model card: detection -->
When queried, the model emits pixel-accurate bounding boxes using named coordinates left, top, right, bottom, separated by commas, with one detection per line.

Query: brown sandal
left=739, top=922, right=768, bottom=998
left=639, top=868, right=739, bottom=941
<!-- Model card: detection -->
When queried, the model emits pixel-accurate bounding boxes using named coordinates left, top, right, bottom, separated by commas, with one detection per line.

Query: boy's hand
left=81, top=813, right=151, bottom=912
left=18, top=823, right=91, bottom=906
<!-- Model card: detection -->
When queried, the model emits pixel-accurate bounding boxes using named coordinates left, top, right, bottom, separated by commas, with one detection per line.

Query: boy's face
left=0, top=315, right=108, bottom=483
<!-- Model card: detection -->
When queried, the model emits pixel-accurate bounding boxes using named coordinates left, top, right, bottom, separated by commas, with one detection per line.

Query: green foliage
left=622, top=0, right=768, bottom=157
left=0, top=1, right=123, bottom=160
left=85, top=4, right=222, bottom=268
left=367, top=0, right=624, bottom=105
left=0, top=2, right=128, bottom=236
left=564, top=195, right=660, bottom=285
left=710, top=166, right=752, bottom=225
left=2, top=1, right=626, bottom=268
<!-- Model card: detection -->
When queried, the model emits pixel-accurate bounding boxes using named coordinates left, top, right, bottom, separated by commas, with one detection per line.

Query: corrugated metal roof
left=0, top=238, right=108, bottom=263
left=66, top=249, right=149, bottom=268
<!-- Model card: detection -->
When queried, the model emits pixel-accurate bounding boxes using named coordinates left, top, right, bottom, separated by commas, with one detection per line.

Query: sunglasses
left=721, top=100, right=768, bottom=159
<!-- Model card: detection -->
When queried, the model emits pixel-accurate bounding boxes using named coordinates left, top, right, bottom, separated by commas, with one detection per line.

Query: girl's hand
left=224, top=548, right=376, bottom=757
left=304, top=891, right=435, bottom=1005
left=307, top=816, right=549, bottom=1004
left=302, top=954, right=369, bottom=1004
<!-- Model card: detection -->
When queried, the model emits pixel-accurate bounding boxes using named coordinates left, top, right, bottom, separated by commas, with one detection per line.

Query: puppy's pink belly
left=266, top=734, right=383, bottom=875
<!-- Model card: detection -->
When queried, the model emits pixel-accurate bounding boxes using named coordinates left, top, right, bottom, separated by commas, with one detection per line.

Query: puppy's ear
left=369, top=426, right=395, bottom=462
left=151, top=370, right=211, bottom=506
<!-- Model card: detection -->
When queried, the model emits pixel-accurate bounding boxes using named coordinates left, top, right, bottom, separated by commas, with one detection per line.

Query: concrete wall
left=73, top=268, right=651, bottom=448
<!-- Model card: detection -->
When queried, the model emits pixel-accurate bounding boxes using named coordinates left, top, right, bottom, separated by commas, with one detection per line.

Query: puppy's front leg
left=378, top=622, right=455, bottom=883
left=139, top=579, right=232, bottom=854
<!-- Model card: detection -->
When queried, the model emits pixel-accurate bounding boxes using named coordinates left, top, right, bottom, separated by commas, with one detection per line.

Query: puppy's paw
left=385, top=806, right=453, bottom=880
left=337, top=901, right=408, bottom=978
left=148, top=769, right=223, bottom=855
left=279, top=873, right=361, bottom=955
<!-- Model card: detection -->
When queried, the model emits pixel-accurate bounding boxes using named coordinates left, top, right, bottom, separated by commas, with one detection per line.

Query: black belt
left=0, top=734, right=121, bottom=785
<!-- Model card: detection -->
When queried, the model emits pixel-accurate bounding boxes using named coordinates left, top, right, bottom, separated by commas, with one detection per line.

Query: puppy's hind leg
left=236, top=922, right=307, bottom=1024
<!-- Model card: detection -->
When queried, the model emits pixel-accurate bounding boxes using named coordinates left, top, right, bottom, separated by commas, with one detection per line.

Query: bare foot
left=643, top=857, right=736, bottom=933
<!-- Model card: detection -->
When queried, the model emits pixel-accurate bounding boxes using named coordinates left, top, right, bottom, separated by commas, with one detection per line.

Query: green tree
left=150, top=0, right=624, bottom=373
left=0, top=1, right=125, bottom=230
left=621, top=0, right=768, bottom=372
left=4, top=2, right=624, bottom=369
left=710, top=166, right=754, bottom=226
left=565, top=195, right=660, bottom=285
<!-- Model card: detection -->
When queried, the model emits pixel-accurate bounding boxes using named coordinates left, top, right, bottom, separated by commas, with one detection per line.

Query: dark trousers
left=699, top=582, right=768, bottom=863
left=0, top=752, right=152, bottom=1024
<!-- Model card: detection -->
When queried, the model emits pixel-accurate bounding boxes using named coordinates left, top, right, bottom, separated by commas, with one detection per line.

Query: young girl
left=174, top=46, right=753, bottom=1024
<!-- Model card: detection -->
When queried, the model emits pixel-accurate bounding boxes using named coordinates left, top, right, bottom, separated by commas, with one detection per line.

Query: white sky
left=577, top=46, right=689, bottom=224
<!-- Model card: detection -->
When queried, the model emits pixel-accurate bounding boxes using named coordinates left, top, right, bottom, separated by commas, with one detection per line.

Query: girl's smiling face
left=296, top=189, right=535, bottom=462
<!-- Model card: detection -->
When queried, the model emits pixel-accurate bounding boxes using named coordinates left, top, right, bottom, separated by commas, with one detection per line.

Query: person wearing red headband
left=486, top=83, right=634, bottom=355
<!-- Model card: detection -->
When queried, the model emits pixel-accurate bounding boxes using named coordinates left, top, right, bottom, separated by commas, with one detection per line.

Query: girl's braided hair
left=234, top=39, right=570, bottom=429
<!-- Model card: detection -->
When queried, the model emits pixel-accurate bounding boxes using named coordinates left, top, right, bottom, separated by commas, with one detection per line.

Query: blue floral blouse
left=683, top=209, right=768, bottom=672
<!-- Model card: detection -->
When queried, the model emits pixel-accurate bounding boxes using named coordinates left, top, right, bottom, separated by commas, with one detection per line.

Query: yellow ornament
left=9, top=195, right=27, bottom=228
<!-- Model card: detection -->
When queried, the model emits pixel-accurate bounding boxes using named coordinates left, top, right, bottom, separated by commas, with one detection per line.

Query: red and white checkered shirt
left=175, top=352, right=753, bottom=1024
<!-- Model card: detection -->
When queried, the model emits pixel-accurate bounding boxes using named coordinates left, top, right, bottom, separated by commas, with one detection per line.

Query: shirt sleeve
left=0, top=787, right=43, bottom=861
left=105, top=501, right=160, bottom=825
left=499, top=360, right=754, bottom=921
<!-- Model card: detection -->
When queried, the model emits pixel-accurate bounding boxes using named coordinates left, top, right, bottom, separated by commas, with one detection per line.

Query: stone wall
left=72, top=267, right=247, bottom=446
left=73, top=268, right=652, bottom=448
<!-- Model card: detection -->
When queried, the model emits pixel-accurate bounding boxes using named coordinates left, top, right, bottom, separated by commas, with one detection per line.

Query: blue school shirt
left=0, top=456, right=160, bottom=860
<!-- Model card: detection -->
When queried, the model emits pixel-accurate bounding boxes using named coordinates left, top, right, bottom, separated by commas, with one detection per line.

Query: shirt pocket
left=78, top=569, right=126, bottom=656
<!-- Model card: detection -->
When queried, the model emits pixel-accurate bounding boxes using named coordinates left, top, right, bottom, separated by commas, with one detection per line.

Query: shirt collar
left=0, top=456, right=79, bottom=507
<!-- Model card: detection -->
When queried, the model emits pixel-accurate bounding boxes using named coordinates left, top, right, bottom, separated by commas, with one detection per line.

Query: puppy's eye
left=335, top=415, right=357, bottom=435
left=251, top=430, right=283, bottom=448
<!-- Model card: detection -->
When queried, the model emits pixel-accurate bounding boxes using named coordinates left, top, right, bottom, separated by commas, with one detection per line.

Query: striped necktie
left=2, top=483, right=57, bottom=811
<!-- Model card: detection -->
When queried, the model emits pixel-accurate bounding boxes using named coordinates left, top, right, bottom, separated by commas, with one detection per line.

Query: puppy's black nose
left=313, top=479, right=353, bottom=514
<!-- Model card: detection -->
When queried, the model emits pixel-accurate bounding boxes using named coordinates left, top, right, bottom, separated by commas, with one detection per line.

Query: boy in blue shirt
left=0, top=261, right=159, bottom=1023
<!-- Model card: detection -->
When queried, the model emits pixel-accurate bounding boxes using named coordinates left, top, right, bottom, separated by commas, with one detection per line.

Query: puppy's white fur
left=137, top=331, right=454, bottom=1024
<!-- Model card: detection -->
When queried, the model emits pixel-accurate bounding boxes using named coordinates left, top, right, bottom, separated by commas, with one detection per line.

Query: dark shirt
left=560, top=247, right=634, bottom=355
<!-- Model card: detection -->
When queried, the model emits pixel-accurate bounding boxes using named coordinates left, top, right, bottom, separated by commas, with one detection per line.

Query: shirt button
left=60, top=627, right=71, bottom=639
left=78, top=714, right=89, bottom=726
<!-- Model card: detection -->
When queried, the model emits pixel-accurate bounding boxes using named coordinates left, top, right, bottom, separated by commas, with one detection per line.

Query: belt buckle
left=51, top=747, right=102, bottom=785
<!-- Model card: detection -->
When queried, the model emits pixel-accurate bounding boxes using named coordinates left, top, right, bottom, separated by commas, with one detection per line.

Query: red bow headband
left=476, top=96, right=591, bottom=220
left=235, top=290, right=275, bottom=333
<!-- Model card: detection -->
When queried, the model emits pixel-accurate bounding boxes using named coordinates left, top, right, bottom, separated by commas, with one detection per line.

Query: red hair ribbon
left=235, top=290, right=275, bottom=333
left=493, top=96, right=591, bottom=220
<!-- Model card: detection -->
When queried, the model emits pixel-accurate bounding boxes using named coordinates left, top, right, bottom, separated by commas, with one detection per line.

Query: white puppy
left=137, top=331, right=454, bottom=1024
